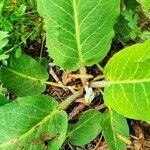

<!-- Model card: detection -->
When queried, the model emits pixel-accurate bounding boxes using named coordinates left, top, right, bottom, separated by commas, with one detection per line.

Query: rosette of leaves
left=0, top=0, right=149, bottom=150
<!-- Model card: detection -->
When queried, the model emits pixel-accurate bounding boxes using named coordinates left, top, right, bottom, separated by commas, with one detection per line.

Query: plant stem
left=49, top=68, right=76, bottom=93
left=4, top=24, right=41, bottom=54
left=96, top=64, right=104, bottom=73
left=95, top=104, right=106, bottom=110
left=90, top=80, right=110, bottom=88
left=44, top=81, right=68, bottom=89
left=79, top=65, right=87, bottom=86
left=59, top=91, right=82, bottom=110
left=70, top=74, right=93, bottom=79
left=93, top=75, right=104, bottom=81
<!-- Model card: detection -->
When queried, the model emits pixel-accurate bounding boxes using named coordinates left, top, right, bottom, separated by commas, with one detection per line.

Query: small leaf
left=101, top=110, right=129, bottom=150
left=0, top=54, right=49, bottom=96
left=17, top=4, right=26, bottom=16
left=15, top=47, right=22, bottom=58
left=67, top=109, right=102, bottom=146
left=0, top=95, right=68, bottom=150
left=37, top=0, right=120, bottom=70
left=0, top=31, right=9, bottom=49
left=104, top=40, right=150, bottom=123
left=2, top=20, right=13, bottom=32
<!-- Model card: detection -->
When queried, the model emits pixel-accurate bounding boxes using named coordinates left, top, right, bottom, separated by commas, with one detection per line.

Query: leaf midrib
left=3, top=67, right=67, bottom=88
left=110, top=110, right=118, bottom=148
left=110, top=78, right=150, bottom=85
left=3, top=67, right=45, bottom=84
left=72, top=0, right=83, bottom=65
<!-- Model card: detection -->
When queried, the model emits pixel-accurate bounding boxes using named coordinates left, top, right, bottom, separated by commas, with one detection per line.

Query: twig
left=49, top=68, right=62, bottom=85
left=95, top=104, right=106, bottom=110
left=93, top=135, right=103, bottom=150
left=49, top=68, right=76, bottom=93
left=68, top=104, right=85, bottom=120
left=70, top=74, right=93, bottom=79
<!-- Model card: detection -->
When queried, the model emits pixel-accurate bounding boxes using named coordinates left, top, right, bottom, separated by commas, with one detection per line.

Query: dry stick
left=68, top=104, right=85, bottom=120
left=49, top=68, right=76, bottom=93
left=49, top=68, right=62, bottom=85
left=93, top=135, right=103, bottom=150
left=95, top=104, right=106, bottom=110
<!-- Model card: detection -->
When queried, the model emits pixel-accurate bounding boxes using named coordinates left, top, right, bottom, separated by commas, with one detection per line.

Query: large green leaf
left=37, top=0, right=120, bottom=70
left=0, top=95, right=68, bottom=150
left=104, top=40, right=150, bottom=123
left=67, top=110, right=102, bottom=146
left=0, top=55, right=49, bottom=96
left=101, top=110, right=129, bottom=150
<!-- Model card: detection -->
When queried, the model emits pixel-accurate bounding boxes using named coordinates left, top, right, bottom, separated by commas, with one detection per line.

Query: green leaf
left=17, top=4, right=26, bottom=16
left=0, top=55, right=49, bottom=96
left=2, top=20, right=13, bottom=32
left=0, top=31, right=9, bottom=49
left=15, top=47, right=22, bottom=58
left=0, top=95, right=68, bottom=150
left=67, top=109, right=102, bottom=146
left=37, top=0, right=120, bottom=70
left=104, top=40, right=150, bottom=123
left=101, top=110, right=129, bottom=150
left=0, top=95, right=9, bottom=106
